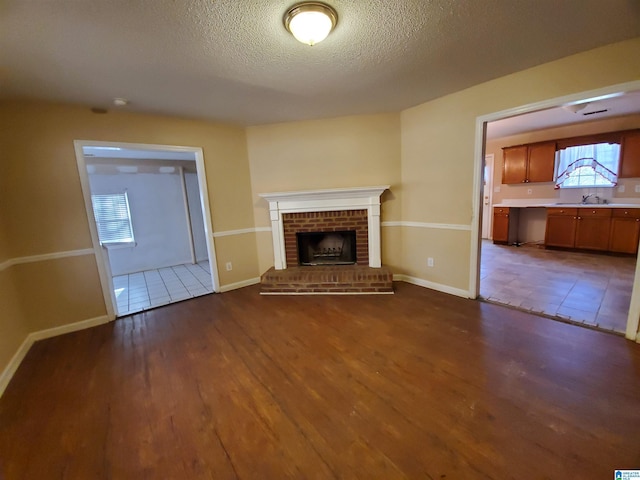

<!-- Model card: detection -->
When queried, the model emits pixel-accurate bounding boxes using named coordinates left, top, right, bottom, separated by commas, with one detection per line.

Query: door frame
left=74, top=140, right=221, bottom=320
left=469, top=79, right=640, bottom=342
left=481, top=154, right=494, bottom=239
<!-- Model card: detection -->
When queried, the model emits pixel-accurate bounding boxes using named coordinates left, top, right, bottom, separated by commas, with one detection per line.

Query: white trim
left=259, top=185, right=389, bottom=203
left=381, top=221, right=471, bottom=231
left=0, top=248, right=94, bottom=272
left=394, top=274, right=470, bottom=299
left=28, top=315, right=110, bottom=342
left=219, top=277, right=261, bottom=292
left=471, top=80, right=640, bottom=340
left=0, top=314, right=110, bottom=399
left=213, top=227, right=271, bottom=238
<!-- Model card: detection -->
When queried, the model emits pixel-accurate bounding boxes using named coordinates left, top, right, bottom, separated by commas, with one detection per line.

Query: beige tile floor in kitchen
left=479, top=240, right=635, bottom=334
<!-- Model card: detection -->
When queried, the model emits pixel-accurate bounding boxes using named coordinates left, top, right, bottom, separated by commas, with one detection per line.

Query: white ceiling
left=1, top=0, right=639, bottom=126
left=486, top=90, right=640, bottom=140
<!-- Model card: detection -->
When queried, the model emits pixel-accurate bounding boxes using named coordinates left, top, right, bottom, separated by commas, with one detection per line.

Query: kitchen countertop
left=493, top=202, right=640, bottom=209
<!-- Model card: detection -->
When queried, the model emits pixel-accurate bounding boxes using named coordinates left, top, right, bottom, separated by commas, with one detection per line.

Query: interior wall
left=246, top=112, right=402, bottom=274
left=0, top=100, right=257, bottom=338
left=487, top=113, right=640, bottom=205
left=89, top=172, right=204, bottom=275
left=401, top=36, right=640, bottom=293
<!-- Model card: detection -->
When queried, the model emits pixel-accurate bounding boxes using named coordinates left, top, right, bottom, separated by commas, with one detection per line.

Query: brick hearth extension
left=260, top=265, right=393, bottom=294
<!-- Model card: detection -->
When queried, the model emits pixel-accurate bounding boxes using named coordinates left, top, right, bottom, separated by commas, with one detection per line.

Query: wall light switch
left=427, top=257, right=434, bottom=267
left=225, top=262, right=233, bottom=271
left=619, top=185, right=626, bottom=193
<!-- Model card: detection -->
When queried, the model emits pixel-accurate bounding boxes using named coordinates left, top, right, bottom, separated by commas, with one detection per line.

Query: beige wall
left=401, top=37, right=640, bottom=292
left=488, top=114, right=640, bottom=205
left=246, top=113, right=402, bottom=274
left=0, top=101, right=258, bottom=377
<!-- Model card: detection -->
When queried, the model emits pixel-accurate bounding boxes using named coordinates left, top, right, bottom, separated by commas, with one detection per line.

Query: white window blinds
left=91, top=192, right=135, bottom=244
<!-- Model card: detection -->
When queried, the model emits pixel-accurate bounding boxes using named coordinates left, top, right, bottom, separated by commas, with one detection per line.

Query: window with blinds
left=91, top=192, right=135, bottom=245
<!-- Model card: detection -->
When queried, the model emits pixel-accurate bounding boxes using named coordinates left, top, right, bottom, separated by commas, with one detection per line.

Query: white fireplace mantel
left=259, top=186, right=390, bottom=270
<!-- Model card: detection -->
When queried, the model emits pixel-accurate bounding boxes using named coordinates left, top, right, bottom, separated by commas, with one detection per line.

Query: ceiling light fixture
left=563, top=102, right=590, bottom=114
left=284, top=2, right=337, bottom=46
left=113, top=97, right=129, bottom=107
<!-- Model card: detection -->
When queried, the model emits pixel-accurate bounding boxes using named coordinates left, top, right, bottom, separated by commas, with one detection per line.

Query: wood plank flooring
left=1, top=282, right=639, bottom=479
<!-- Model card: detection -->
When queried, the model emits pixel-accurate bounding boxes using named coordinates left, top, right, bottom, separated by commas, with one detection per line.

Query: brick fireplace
left=259, top=186, right=393, bottom=294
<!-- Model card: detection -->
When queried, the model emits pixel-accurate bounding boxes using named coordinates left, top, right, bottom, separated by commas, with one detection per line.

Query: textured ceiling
left=1, top=0, right=639, bottom=126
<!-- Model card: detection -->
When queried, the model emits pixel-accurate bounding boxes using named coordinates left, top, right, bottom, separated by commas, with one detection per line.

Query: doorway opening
left=75, top=141, right=220, bottom=319
left=472, top=81, right=640, bottom=340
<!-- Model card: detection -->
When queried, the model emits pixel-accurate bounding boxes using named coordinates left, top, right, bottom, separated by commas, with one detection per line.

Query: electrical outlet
left=527, top=188, right=532, bottom=195
left=635, top=184, right=640, bottom=193
left=619, top=185, right=626, bottom=193
left=494, top=186, right=501, bottom=193
left=225, top=262, right=232, bottom=271
left=427, top=257, right=434, bottom=267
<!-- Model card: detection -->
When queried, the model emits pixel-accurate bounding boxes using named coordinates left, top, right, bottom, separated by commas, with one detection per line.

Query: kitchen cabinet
left=609, top=208, right=640, bottom=254
left=502, top=141, right=556, bottom=184
left=574, top=208, right=612, bottom=251
left=546, top=207, right=613, bottom=251
left=545, top=208, right=577, bottom=248
left=619, top=130, right=640, bottom=178
left=493, top=207, right=518, bottom=245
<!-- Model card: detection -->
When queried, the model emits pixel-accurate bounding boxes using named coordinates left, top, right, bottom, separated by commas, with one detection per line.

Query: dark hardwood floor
left=1, top=282, right=639, bottom=479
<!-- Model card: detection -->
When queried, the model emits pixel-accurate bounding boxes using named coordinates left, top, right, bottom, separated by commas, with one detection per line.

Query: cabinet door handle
left=578, top=216, right=582, bottom=220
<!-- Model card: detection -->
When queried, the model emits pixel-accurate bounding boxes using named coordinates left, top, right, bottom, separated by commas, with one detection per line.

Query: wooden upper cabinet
left=502, top=146, right=528, bottom=184
left=502, top=142, right=556, bottom=184
left=527, top=142, right=556, bottom=183
left=619, top=130, right=640, bottom=178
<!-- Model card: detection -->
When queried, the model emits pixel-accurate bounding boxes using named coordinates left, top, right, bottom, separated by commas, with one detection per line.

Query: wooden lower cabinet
left=544, top=207, right=640, bottom=254
left=575, top=208, right=612, bottom=251
left=493, top=207, right=518, bottom=244
left=609, top=209, right=640, bottom=254
left=545, top=208, right=577, bottom=248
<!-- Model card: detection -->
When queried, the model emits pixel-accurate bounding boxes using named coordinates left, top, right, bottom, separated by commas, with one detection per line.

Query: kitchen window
left=91, top=192, right=135, bottom=245
left=555, top=142, right=620, bottom=189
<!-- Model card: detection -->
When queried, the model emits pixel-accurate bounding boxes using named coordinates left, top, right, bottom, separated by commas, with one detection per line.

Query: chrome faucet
left=581, top=194, right=601, bottom=204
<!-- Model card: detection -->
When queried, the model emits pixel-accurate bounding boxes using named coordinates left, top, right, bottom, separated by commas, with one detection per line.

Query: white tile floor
left=113, top=261, right=214, bottom=316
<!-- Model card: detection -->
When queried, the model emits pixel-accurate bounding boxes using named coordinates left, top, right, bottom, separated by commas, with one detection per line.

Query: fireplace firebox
left=297, top=230, right=357, bottom=266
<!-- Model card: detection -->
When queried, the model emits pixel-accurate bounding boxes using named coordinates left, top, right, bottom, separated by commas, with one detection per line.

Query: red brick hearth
left=261, top=265, right=393, bottom=294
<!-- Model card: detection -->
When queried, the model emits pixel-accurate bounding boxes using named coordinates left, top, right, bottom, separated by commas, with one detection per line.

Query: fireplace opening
left=297, top=230, right=357, bottom=266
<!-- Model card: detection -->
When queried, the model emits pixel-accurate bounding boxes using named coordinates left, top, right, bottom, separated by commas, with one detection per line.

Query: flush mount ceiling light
left=284, top=2, right=338, bottom=46
left=563, top=102, right=590, bottom=114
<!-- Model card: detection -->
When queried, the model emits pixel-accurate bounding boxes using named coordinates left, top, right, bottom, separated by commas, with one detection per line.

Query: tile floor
left=479, top=240, right=635, bottom=334
left=113, top=261, right=214, bottom=316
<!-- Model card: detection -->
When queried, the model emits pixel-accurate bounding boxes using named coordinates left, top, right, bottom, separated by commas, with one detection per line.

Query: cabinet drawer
left=612, top=208, right=640, bottom=219
left=577, top=208, right=612, bottom=218
left=494, top=207, right=510, bottom=215
left=547, top=208, right=578, bottom=216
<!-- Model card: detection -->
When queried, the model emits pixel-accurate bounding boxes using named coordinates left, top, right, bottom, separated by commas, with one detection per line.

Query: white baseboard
left=0, top=335, right=34, bottom=398
left=0, top=315, right=110, bottom=399
left=28, top=315, right=111, bottom=342
left=394, top=274, right=470, bottom=298
left=219, top=277, right=261, bottom=293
